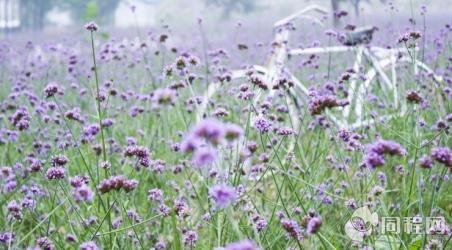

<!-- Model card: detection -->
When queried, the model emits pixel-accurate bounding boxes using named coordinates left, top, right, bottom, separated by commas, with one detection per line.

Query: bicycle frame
left=197, top=4, right=443, bottom=130
left=194, top=4, right=445, bottom=180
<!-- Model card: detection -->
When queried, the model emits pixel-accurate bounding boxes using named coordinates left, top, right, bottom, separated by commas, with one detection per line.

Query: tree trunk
left=331, top=0, right=340, bottom=27
left=353, top=0, right=360, bottom=17
left=37, top=0, right=44, bottom=30
left=5, top=0, right=9, bottom=31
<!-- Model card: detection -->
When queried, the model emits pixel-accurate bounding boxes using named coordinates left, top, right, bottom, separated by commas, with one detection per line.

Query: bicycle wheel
left=328, top=56, right=442, bottom=128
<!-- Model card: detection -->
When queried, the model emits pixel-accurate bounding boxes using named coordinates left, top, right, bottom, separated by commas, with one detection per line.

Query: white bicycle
left=196, top=5, right=444, bottom=133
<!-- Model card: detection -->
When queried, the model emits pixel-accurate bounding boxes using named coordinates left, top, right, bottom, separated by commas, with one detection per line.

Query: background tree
left=204, top=0, right=257, bottom=18
left=55, top=0, right=121, bottom=25
left=20, top=0, right=52, bottom=30
left=16, top=0, right=121, bottom=31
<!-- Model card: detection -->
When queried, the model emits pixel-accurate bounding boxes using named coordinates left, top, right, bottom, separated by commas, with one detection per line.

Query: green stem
left=90, top=31, right=107, bottom=163
left=406, top=147, right=418, bottom=210
left=89, top=30, right=112, bottom=247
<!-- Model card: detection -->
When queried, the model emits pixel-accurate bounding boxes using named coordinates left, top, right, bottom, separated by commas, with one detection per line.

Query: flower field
left=0, top=1, right=451, bottom=249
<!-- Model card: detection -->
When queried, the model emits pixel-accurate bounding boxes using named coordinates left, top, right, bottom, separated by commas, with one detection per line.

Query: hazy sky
left=43, top=0, right=452, bottom=29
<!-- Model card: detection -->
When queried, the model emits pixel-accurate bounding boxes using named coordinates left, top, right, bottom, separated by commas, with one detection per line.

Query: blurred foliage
left=18, top=0, right=121, bottom=30
left=84, top=1, right=99, bottom=21
left=52, top=0, right=120, bottom=24
left=20, top=0, right=51, bottom=29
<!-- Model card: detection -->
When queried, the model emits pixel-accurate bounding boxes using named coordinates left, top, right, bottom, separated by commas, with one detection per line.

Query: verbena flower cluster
left=364, top=139, right=407, bottom=168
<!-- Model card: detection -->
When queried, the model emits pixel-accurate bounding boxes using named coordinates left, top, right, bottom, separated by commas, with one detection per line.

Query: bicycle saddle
left=343, top=26, right=375, bottom=46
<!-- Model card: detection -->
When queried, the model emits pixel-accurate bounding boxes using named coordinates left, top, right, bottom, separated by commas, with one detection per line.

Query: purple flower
left=225, top=239, right=260, bottom=250
left=101, top=118, right=114, bottom=128
left=308, top=94, right=349, bottom=115
left=127, top=209, right=142, bottom=222
left=37, top=237, right=55, bottom=250
left=334, top=10, right=348, bottom=18
left=152, top=88, right=177, bottom=106
left=249, top=74, right=268, bottom=90
left=364, top=139, right=406, bottom=168
left=21, top=196, right=36, bottom=210
left=367, top=140, right=407, bottom=156
left=44, top=82, right=59, bottom=98
left=50, top=154, right=69, bottom=167
left=64, top=108, right=84, bottom=123
left=364, top=152, right=386, bottom=168
left=406, top=90, right=424, bottom=104
left=7, top=200, right=22, bottom=220
left=277, top=127, right=295, bottom=136
left=70, top=176, right=89, bottom=188
left=97, top=175, right=138, bottom=194
left=7, top=200, right=20, bottom=213
left=125, top=145, right=149, bottom=158
left=155, top=241, right=166, bottom=250
left=122, top=179, right=139, bottom=192
left=183, top=230, right=198, bottom=247
left=306, top=217, right=322, bottom=234
left=80, top=241, right=99, bottom=250
left=253, top=116, right=272, bottom=133
left=148, top=188, right=163, bottom=202
left=0, top=231, right=15, bottom=244
left=182, top=119, right=243, bottom=154
left=419, top=156, right=433, bottom=169
left=83, top=124, right=100, bottom=139
left=209, top=184, right=236, bottom=208
left=46, top=167, right=66, bottom=180
left=214, top=107, right=229, bottom=117
left=73, top=185, right=94, bottom=203
left=4, top=180, right=17, bottom=193
left=280, top=219, right=302, bottom=240
left=345, top=199, right=358, bottom=210
left=371, top=185, right=385, bottom=196
left=10, top=107, right=30, bottom=131
left=431, top=147, right=452, bottom=167
left=192, top=147, right=217, bottom=167
left=192, top=118, right=225, bottom=145
left=65, top=234, right=77, bottom=243
left=398, top=31, right=422, bottom=44
left=84, top=21, right=98, bottom=32
left=224, top=123, right=243, bottom=141
left=159, top=204, right=170, bottom=217
left=124, top=145, right=150, bottom=168
left=100, top=161, right=111, bottom=169
left=255, top=218, right=267, bottom=232
left=180, top=136, right=200, bottom=153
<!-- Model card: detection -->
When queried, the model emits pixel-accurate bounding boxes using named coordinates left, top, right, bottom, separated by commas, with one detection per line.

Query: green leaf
left=85, top=1, right=98, bottom=21
left=100, top=32, right=110, bottom=40
left=408, top=238, right=422, bottom=250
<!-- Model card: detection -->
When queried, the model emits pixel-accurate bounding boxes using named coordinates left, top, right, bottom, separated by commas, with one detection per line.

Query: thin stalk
left=89, top=31, right=107, bottom=163
left=422, top=167, right=448, bottom=248
left=99, top=214, right=162, bottom=236
left=89, top=30, right=112, bottom=247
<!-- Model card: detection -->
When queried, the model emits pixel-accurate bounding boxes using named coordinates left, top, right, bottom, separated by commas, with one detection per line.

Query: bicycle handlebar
left=273, top=5, right=328, bottom=28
